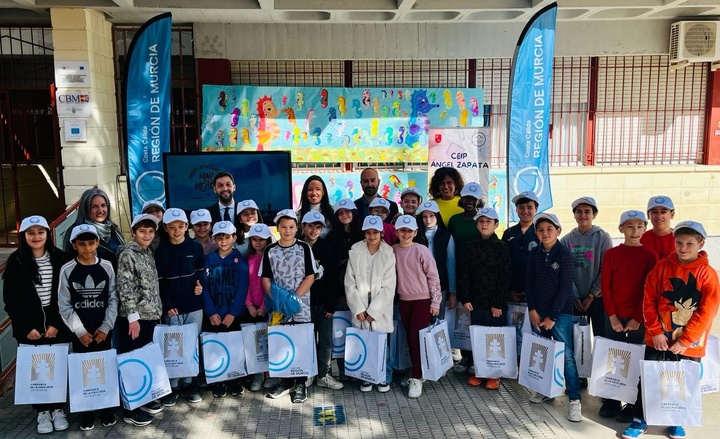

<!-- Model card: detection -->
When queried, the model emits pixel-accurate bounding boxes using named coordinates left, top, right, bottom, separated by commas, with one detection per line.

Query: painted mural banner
left=201, top=85, right=484, bottom=162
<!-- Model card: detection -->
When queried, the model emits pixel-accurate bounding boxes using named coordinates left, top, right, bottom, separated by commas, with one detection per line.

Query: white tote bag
left=588, top=336, right=645, bottom=404
left=153, top=323, right=200, bottom=379
left=68, top=349, right=119, bottom=413
left=331, top=311, right=353, bottom=359
left=573, top=317, right=593, bottom=379
left=518, top=332, right=565, bottom=398
left=14, top=343, right=69, bottom=405
left=118, top=342, right=172, bottom=410
left=241, top=322, right=269, bottom=374
left=507, top=302, right=531, bottom=353
left=420, top=320, right=453, bottom=381
left=445, top=305, right=472, bottom=351
left=700, top=335, right=720, bottom=394
left=201, top=331, right=247, bottom=384
left=640, top=359, right=702, bottom=426
left=268, top=323, right=317, bottom=378
left=344, top=325, right=388, bottom=384
left=470, top=325, right=518, bottom=379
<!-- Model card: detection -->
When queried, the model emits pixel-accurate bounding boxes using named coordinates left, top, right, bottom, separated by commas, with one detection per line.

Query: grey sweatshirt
left=560, top=225, right=613, bottom=299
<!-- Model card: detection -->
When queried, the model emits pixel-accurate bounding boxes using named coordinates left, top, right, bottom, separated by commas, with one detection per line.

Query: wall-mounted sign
left=63, top=119, right=87, bottom=142
left=54, top=61, right=91, bottom=88
left=56, top=89, right=92, bottom=118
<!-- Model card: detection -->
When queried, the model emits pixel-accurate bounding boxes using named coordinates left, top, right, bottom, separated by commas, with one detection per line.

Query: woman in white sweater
left=344, top=215, right=397, bottom=393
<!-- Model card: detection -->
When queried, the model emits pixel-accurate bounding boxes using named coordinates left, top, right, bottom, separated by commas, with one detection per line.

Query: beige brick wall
left=548, top=165, right=720, bottom=238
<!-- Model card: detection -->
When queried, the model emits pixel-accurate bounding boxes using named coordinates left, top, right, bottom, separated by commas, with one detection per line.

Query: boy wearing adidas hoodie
left=560, top=197, right=613, bottom=340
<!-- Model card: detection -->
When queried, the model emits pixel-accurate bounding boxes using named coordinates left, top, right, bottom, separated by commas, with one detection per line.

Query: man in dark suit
left=354, top=167, right=398, bottom=223
left=207, top=171, right=238, bottom=227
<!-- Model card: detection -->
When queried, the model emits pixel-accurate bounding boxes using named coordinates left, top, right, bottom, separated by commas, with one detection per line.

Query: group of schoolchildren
left=3, top=170, right=719, bottom=439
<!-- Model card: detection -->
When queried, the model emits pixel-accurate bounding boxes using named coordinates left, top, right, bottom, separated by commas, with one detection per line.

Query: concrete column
left=51, top=8, right=122, bottom=222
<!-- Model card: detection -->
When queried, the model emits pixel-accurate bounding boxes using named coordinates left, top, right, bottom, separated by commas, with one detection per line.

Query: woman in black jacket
left=3, top=215, right=69, bottom=434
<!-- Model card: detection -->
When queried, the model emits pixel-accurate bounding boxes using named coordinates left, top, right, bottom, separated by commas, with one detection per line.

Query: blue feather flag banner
left=506, top=3, right=557, bottom=221
left=124, top=13, right=172, bottom=217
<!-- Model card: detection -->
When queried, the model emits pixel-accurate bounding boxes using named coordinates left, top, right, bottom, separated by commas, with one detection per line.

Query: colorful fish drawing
left=230, top=108, right=240, bottom=127
left=362, top=90, right=371, bottom=109
left=296, top=91, right=305, bottom=110
left=229, top=127, right=238, bottom=147
left=325, top=133, right=333, bottom=144
left=392, top=101, right=401, bottom=117
left=440, top=110, right=447, bottom=120
left=385, top=127, right=394, bottom=146
left=306, top=109, right=316, bottom=132
left=320, top=89, right=329, bottom=108
left=352, top=127, right=361, bottom=146
left=443, top=90, right=453, bottom=109
left=381, top=106, right=389, bottom=118
left=215, top=129, right=225, bottom=148
left=336, top=120, right=347, bottom=136
left=470, top=97, right=480, bottom=117
left=241, top=128, right=250, bottom=147
left=292, top=126, right=302, bottom=145
left=241, top=99, right=250, bottom=118
left=429, top=92, right=437, bottom=103
left=456, top=90, right=466, bottom=110
left=346, top=180, right=354, bottom=199
left=380, top=184, right=390, bottom=199
left=397, top=126, right=406, bottom=144
left=370, top=119, right=379, bottom=138
left=338, top=96, right=347, bottom=116
left=388, top=174, right=403, bottom=189
left=281, top=95, right=288, bottom=106
left=372, top=98, right=381, bottom=116
left=218, top=91, right=227, bottom=111
left=398, top=90, right=403, bottom=100
left=328, top=107, right=337, bottom=124
left=459, top=108, right=469, bottom=127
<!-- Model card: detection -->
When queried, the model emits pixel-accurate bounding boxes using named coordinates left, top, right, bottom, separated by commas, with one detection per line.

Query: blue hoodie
left=203, top=248, right=249, bottom=319
left=155, top=238, right=207, bottom=315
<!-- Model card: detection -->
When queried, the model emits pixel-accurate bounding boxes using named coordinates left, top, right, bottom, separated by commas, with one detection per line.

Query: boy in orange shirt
left=622, top=220, right=720, bottom=439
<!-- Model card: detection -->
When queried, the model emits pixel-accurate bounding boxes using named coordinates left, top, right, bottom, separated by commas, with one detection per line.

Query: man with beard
left=354, top=168, right=399, bottom=223
left=207, top=172, right=239, bottom=228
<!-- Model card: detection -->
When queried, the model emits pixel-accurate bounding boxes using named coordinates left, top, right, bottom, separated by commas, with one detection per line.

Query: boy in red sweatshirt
left=600, top=210, right=658, bottom=421
left=622, top=220, right=720, bottom=439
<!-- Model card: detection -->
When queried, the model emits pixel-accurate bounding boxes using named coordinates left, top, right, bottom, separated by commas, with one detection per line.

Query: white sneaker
left=360, top=382, right=373, bottom=392
left=305, top=376, right=315, bottom=387
left=37, top=411, right=53, bottom=434
left=250, top=373, right=264, bottom=392
left=452, top=348, right=462, bottom=362
left=316, top=375, right=344, bottom=390
left=407, top=378, right=423, bottom=399
left=51, top=409, right=69, bottom=431
left=568, top=400, right=582, bottom=422
left=529, top=391, right=555, bottom=404
left=377, top=382, right=391, bottom=393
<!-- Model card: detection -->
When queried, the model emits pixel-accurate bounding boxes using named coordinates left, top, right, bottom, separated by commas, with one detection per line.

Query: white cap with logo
left=247, top=223, right=272, bottom=239
left=533, top=212, right=561, bottom=228
left=571, top=196, right=598, bottom=210
left=237, top=199, right=259, bottom=213
left=674, top=220, right=707, bottom=239
left=647, top=195, right=675, bottom=211
left=19, top=215, right=49, bottom=232
left=619, top=210, right=647, bottom=226
left=460, top=182, right=483, bottom=199
left=417, top=200, right=440, bottom=215
left=212, top=221, right=237, bottom=237
left=474, top=207, right=499, bottom=221
left=369, top=197, right=391, bottom=210
left=141, top=200, right=166, bottom=213
left=273, top=209, right=298, bottom=224
left=70, top=224, right=99, bottom=242
left=395, top=215, right=418, bottom=231
left=301, top=211, right=326, bottom=225
left=164, top=208, right=188, bottom=224
left=190, top=209, right=211, bottom=225
left=131, top=214, right=159, bottom=230
left=362, top=215, right=384, bottom=232
left=333, top=198, right=356, bottom=213
left=511, top=190, right=540, bottom=206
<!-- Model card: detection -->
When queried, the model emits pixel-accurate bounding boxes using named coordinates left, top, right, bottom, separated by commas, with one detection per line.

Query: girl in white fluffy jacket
left=344, top=215, right=397, bottom=392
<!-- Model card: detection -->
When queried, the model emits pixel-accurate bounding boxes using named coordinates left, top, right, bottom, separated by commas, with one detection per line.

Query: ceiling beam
left=12, top=0, right=37, bottom=6
left=112, top=0, right=133, bottom=7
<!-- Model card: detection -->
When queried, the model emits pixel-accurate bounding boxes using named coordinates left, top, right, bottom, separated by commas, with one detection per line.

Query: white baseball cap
left=164, top=208, right=188, bottom=224
left=416, top=200, right=440, bottom=215
left=647, top=195, right=675, bottom=211
left=70, top=224, right=99, bottom=242
left=237, top=199, right=259, bottom=213
left=400, top=187, right=423, bottom=200
left=395, top=215, right=418, bottom=231
left=190, top=209, right=212, bottom=225
left=474, top=207, right=499, bottom=221
left=247, top=223, right=272, bottom=239
left=362, top=215, right=384, bottom=232
left=19, top=215, right=49, bottom=232
left=368, top=197, right=391, bottom=211
left=273, top=209, right=298, bottom=223
left=674, top=220, right=707, bottom=239
left=571, top=196, right=598, bottom=210
left=301, top=211, right=326, bottom=225
left=460, top=182, right=483, bottom=199
left=619, top=210, right=647, bottom=226
left=333, top=198, right=356, bottom=213
left=131, top=213, right=159, bottom=230
left=141, top=200, right=165, bottom=213
left=512, top=190, right=540, bottom=205
left=212, top=221, right=237, bottom=237
left=533, top=212, right=561, bottom=228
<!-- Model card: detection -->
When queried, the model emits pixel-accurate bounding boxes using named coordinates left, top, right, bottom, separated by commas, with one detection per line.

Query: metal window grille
left=113, top=26, right=197, bottom=166
left=0, top=27, right=54, bottom=88
left=594, top=55, right=707, bottom=165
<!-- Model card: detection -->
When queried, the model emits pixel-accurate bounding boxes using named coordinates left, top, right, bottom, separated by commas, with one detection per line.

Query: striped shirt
left=35, top=252, right=53, bottom=307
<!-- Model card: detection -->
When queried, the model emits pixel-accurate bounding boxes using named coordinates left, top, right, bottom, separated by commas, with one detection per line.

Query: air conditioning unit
left=670, top=21, right=720, bottom=63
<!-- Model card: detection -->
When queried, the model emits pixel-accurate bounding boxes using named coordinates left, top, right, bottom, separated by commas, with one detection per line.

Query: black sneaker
left=80, top=412, right=94, bottom=431
left=212, top=383, right=227, bottom=398
left=616, top=404, right=636, bottom=423
left=599, top=400, right=622, bottom=418
left=579, top=377, right=588, bottom=389
left=123, top=409, right=153, bottom=427
left=266, top=380, right=293, bottom=399
left=181, top=383, right=202, bottom=403
left=292, top=382, right=307, bottom=403
left=161, top=388, right=179, bottom=407
left=140, top=400, right=163, bottom=415
left=228, top=380, right=245, bottom=396
left=100, top=408, right=116, bottom=427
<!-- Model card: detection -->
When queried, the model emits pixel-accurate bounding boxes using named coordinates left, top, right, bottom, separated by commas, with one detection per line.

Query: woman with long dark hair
left=297, top=175, right=334, bottom=238
left=3, top=216, right=69, bottom=434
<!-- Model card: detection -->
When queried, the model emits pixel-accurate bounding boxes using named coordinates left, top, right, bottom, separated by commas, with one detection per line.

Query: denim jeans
left=162, top=309, right=203, bottom=388
left=312, top=304, right=333, bottom=378
left=533, top=313, right=581, bottom=401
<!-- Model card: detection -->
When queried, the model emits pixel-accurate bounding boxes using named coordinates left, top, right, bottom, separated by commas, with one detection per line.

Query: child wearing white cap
left=203, top=221, right=249, bottom=398
left=447, top=182, right=484, bottom=273
left=345, top=215, right=397, bottom=393
left=392, top=186, right=423, bottom=223
left=3, top=216, right=71, bottom=433
left=457, top=207, right=510, bottom=390
left=560, top=197, right=613, bottom=343
left=501, top=190, right=540, bottom=304
left=245, top=224, right=272, bottom=392
left=623, top=220, right=719, bottom=439
left=393, top=215, right=441, bottom=399
left=640, top=195, right=676, bottom=260
left=58, top=224, right=119, bottom=430
left=369, top=197, right=398, bottom=245
left=236, top=200, right=264, bottom=256
left=142, top=200, right=166, bottom=252
left=190, top=209, right=218, bottom=255
left=526, top=212, right=582, bottom=423
left=599, top=211, right=658, bottom=421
